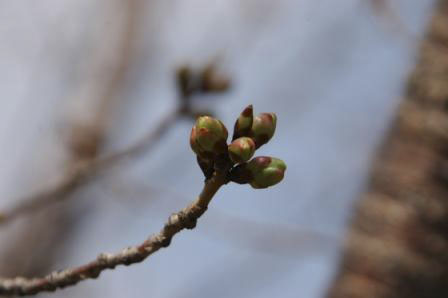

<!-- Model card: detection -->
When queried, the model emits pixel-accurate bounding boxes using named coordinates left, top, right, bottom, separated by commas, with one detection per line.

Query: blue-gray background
left=0, top=1, right=436, bottom=297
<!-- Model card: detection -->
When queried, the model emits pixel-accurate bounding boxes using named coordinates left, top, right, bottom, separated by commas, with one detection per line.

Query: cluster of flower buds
left=190, top=105, right=286, bottom=189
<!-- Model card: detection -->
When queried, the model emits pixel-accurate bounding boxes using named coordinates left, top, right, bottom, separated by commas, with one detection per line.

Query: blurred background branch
left=0, top=60, right=230, bottom=228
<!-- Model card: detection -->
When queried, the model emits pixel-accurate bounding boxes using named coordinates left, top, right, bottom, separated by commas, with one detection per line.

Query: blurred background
left=0, top=0, right=438, bottom=297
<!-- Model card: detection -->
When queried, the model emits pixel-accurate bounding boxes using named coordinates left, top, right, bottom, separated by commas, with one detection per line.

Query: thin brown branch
left=0, top=108, right=181, bottom=227
left=0, top=171, right=227, bottom=296
left=104, top=180, right=336, bottom=256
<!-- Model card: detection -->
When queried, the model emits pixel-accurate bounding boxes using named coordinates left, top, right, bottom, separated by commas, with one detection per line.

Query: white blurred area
left=0, top=0, right=436, bottom=297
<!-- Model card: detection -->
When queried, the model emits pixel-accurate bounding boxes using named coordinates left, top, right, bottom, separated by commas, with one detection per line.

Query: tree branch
left=0, top=171, right=227, bottom=296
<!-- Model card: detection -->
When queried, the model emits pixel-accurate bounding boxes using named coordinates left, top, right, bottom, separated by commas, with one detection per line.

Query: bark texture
left=327, top=1, right=448, bottom=297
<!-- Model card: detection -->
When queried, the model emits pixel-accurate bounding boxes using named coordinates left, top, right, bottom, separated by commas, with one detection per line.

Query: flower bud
left=228, top=137, right=256, bottom=164
left=190, top=116, right=228, bottom=159
left=247, top=156, right=286, bottom=189
left=250, top=113, right=277, bottom=148
left=232, top=105, right=253, bottom=140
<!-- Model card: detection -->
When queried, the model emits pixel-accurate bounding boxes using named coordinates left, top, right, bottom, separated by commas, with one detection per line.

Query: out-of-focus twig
left=369, top=0, right=414, bottom=41
left=0, top=63, right=231, bottom=227
left=0, top=107, right=179, bottom=227
left=68, top=0, right=146, bottom=157
left=0, top=171, right=227, bottom=296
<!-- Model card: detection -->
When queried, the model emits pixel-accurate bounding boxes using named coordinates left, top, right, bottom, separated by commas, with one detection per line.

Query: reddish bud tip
left=228, top=137, right=256, bottom=164
left=190, top=116, right=228, bottom=159
left=247, top=156, right=286, bottom=189
left=250, top=113, right=277, bottom=148
left=232, top=105, right=254, bottom=140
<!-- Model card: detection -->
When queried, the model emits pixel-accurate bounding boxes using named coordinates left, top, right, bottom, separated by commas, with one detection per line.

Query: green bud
left=190, top=116, right=228, bottom=159
left=232, top=105, right=253, bottom=140
left=228, top=137, right=256, bottom=164
left=247, top=156, right=286, bottom=189
left=250, top=113, right=277, bottom=148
